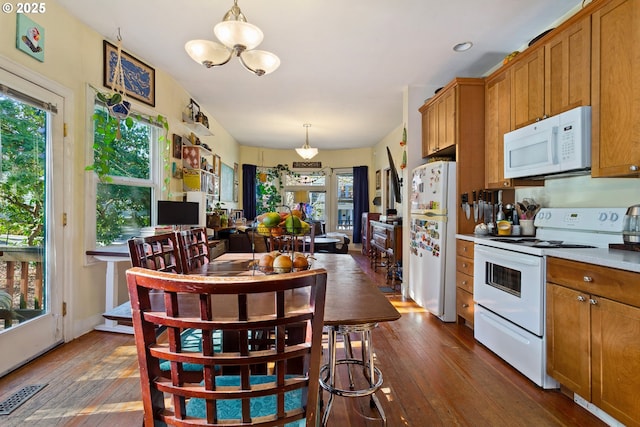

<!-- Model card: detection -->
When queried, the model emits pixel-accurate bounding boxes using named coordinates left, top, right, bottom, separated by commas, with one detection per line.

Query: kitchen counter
left=456, top=234, right=640, bottom=273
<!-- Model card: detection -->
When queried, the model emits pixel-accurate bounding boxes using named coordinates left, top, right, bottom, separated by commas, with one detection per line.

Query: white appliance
left=503, top=106, right=591, bottom=179
left=408, top=161, right=457, bottom=322
left=473, top=207, right=627, bottom=389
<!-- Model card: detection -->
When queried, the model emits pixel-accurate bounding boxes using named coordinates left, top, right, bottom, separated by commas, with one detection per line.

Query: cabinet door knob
left=463, top=246, right=467, bottom=252
left=462, top=303, right=469, bottom=308
left=503, top=181, right=509, bottom=187
left=583, top=276, right=593, bottom=282
left=461, top=280, right=467, bottom=285
left=577, top=295, right=586, bottom=302
left=462, top=263, right=467, bottom=268
left=590, top=298, right=598, bottom=305
left=630, top=165, right=639, bottom=172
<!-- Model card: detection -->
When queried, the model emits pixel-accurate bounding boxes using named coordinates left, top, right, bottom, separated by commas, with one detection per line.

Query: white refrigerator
left=408, top=161, right=457, bottom=322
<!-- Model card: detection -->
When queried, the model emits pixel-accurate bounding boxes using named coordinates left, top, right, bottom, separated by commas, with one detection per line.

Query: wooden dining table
left=106, top=251, right=400, bottom=426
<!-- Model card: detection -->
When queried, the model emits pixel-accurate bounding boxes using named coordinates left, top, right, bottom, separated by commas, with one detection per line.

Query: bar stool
left=319, top=323, right=386, bottom=426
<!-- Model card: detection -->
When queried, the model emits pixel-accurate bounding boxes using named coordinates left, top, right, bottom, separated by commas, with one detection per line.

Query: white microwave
left=503, top=106, right=591, bottom=179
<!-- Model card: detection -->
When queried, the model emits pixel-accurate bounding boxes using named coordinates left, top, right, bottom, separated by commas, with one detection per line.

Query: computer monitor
left=157, top=200, right=199, bottom=226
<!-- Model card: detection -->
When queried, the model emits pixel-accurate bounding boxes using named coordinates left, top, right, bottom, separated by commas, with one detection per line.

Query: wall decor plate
left=16, top=14, right=44, bottom=62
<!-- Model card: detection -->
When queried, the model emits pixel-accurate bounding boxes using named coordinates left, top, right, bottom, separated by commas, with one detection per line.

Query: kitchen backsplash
left=515, top=175, right=640, bottom=208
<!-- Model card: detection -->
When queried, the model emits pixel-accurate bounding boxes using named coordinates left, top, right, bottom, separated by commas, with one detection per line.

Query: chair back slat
left=128, top=233, right=182, bottom=273
left=177, top=227, right=210, bottom=273
left=127, top=267, right=327, bottom=427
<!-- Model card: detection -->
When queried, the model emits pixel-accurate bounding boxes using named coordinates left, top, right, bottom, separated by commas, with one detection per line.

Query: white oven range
left=473, top=207, right=627, bottom=389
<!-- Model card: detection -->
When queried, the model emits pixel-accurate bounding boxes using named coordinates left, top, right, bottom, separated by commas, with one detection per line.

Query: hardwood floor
left=0, top=252, right=605, bottom=426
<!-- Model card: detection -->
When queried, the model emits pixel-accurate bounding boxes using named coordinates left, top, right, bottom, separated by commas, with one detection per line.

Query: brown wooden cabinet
left=484, top=10, right=591, bottom=189
left=455, top=239, right=474, bottom=328
left=591, top=0, right=640, bottom=177
left=419, top=78, right=482, bottom=159
left=419, top=86, right=455, bottom=157
left=545, top=15, right=591, bottom=117
left=485, top=70, right=512, bottom=189
left=419, top=78, right=485, bottom=234
left=370, top=221, right=402, bottom=263
left=546, top=257, right=640, bottom=427
left=511, top=48, right=545, bottom=129
left=360, top=212, right=380, bottom=256
left=369, top=221, right=402, bottom=285
left=510, top=15, right=591, bottom=130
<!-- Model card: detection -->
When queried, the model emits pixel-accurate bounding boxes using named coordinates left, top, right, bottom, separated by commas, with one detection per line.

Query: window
left=91, top=103, right=160, bottom=246
left=335, top=171, right=353, bottom=230
left=284, top=172, right=326, bottom=222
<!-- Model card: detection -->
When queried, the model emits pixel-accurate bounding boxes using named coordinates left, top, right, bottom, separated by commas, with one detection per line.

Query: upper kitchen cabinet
left=420, top=86, right=455, bottom=157
left=511, top=48, right=545, bottom=130
left=485, top=70, right=540, bottom=189
left=419, top=78, right=484, bottom=159
left=485, top=70, right=511, bottom=188
left=419, top=78, right=485, bottom=234
left=591, top=0, right=640, bottom=177
left=511, top=14, right=591, bottom=130
left=545, top=15, right=591, bottom=117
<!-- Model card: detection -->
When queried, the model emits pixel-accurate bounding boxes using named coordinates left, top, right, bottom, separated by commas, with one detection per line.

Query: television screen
left=157, top=200, right=199, bottom=225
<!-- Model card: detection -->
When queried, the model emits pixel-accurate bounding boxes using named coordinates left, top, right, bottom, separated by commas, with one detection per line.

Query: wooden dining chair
left=127, top=232, right=182, bottom=273
left=126, top=267, right=327, bottom=427
left=177, top=227, right=210, bottom=273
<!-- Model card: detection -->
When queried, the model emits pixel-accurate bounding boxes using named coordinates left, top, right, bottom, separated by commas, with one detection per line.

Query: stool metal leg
left=343, top=332, right=355, bottom=389
left=321, top=328, right=338, bottom=427
left=319, top=324, right=385, bottom=426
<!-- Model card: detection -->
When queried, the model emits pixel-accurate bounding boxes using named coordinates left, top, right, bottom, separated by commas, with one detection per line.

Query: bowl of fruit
left=252, top=251, right=312, bottom=274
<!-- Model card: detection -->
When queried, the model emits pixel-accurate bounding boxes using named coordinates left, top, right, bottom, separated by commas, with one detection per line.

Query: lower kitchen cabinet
left=546, top=257, right=640, bottom=427
left=455, top=239, right=474, bottom=328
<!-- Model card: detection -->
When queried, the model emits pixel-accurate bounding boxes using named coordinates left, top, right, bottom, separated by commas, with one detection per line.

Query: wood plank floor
left=0, top=252, right=605, bottom=426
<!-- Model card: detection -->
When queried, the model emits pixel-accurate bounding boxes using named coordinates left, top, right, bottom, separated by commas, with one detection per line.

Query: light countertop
left=456, top=234, right=640, bottom=273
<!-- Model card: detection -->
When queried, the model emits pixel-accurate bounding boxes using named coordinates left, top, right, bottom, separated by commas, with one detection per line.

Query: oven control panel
left=534, top=208, right=627, bottom=232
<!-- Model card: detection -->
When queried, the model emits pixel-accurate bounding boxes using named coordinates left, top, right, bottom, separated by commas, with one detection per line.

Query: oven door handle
left=475, top=245, right=541, bottom=267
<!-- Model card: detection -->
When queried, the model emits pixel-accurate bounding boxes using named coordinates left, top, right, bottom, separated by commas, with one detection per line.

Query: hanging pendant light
left=185, top=0, right=280, bottom=76
left=296, top=124, right=318, bottom=160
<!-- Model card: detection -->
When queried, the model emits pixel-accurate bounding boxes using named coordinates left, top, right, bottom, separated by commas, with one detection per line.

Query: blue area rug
left=378, top=287, right=396, bottom=293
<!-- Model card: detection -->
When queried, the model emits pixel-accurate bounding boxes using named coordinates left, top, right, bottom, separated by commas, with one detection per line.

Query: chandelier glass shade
left=296, top=124, right=318, bottom=160
left=185, top=0, right=280, bottom=76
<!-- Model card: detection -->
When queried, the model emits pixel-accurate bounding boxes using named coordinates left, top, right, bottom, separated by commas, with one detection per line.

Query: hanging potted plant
left=100, top=33, right=131, bottom=120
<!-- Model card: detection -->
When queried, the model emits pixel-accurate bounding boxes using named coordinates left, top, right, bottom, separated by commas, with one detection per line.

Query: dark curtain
left=352, top=166, right=369, bottom=244
left=242, top=164, right=257, bottom=221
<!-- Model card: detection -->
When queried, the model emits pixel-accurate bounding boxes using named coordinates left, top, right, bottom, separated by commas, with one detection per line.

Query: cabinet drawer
left=456, top=272, right=474, bottom=293
left=456, top=239, right=474, bottom=258
left=372, top=234, right=389, bottom=248
left=456, top=287, right=474, bottom=326
left=547, top=257, right=640, bottom=308
left=456, top=255, right=474, bottom=276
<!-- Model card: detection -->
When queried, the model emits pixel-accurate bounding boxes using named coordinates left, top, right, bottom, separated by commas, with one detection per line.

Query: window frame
left=84, top=88, right=162, bottom=253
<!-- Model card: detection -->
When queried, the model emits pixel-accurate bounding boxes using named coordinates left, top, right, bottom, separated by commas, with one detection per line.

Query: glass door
left=333, top=170, right=354, bottom=237
left=0, top=68, right=64, bottom=375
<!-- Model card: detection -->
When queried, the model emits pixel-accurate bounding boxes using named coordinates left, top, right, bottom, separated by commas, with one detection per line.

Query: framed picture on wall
left=220, top=163, right=234, bottom=202
left=172, top=134, right=182, bottom=159
left=213, top=155, right=221, bottom=177
left=103, top=40, right=156, bottom=106
left=375, top=169, right=381, bottom=190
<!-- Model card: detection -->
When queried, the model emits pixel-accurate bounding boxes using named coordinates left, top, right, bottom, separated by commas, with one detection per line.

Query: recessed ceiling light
left=453, top=41, right=473, bottom=52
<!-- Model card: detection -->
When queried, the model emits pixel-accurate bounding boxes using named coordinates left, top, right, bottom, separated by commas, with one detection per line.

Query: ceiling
left=56, top=0, right=585, bottom=151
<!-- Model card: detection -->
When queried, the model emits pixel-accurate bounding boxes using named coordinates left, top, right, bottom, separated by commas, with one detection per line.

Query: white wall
left=516, top=175, right=640, bottom=208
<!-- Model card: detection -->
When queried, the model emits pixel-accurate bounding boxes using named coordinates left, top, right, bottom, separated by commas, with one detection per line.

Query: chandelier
left=185, top=0, right=280, bottom=76
left=296, top=124, right=318, bottom=160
